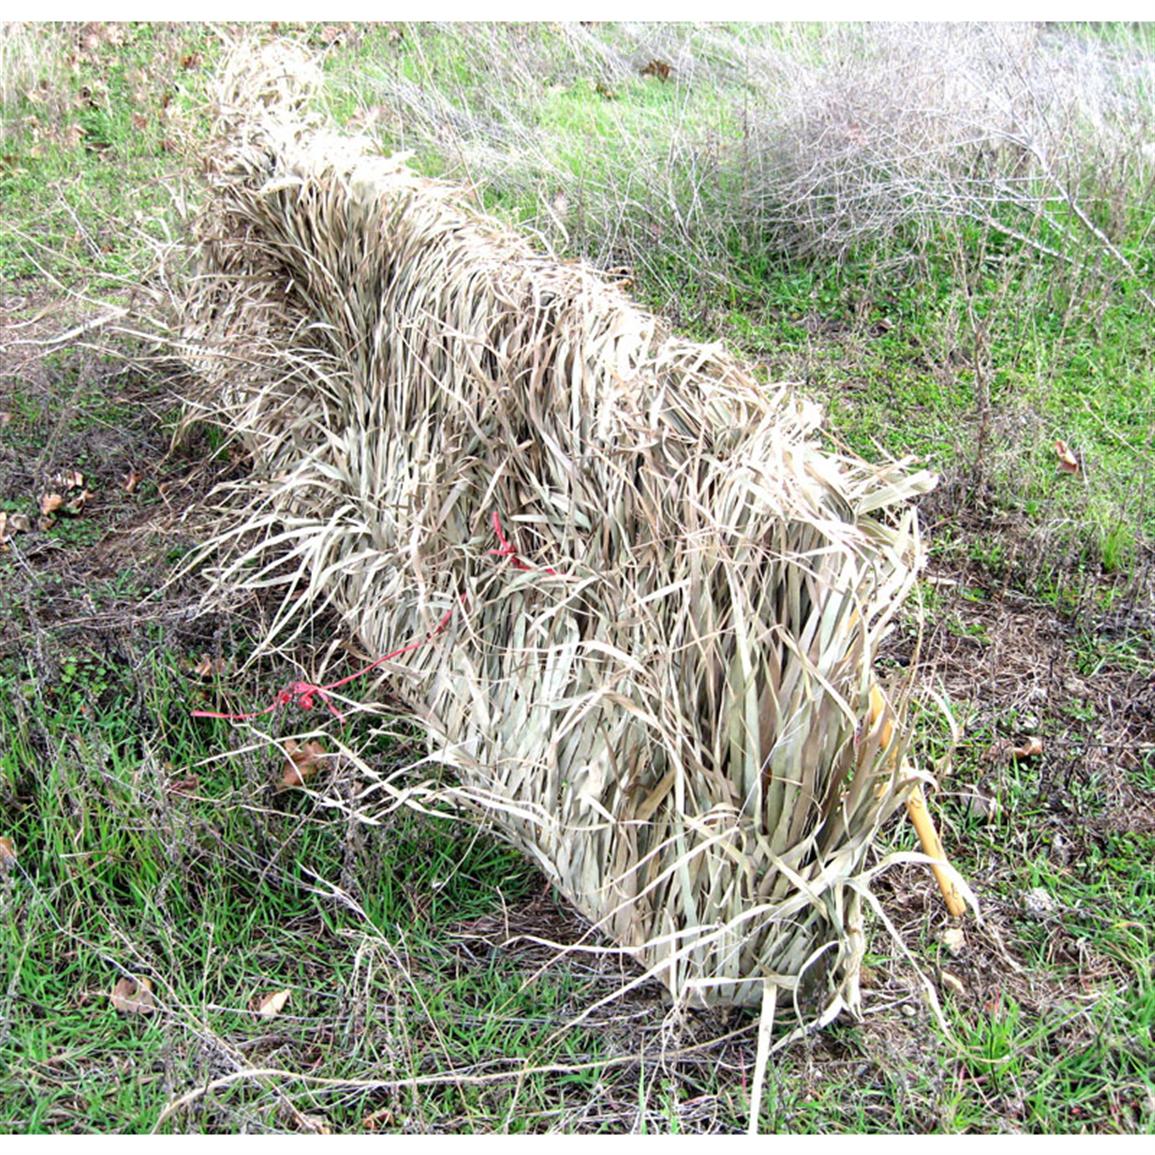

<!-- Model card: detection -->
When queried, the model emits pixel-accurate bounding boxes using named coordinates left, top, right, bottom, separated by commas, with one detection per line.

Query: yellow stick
left=905, top=782, right=967, bottom=918
left=867, top=684, right=966, bottom=919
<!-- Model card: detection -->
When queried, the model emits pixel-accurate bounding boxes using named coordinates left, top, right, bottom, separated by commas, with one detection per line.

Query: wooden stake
left=905, top=782, right=967, bottom=919
left=867, top=684, right=966, bottom=919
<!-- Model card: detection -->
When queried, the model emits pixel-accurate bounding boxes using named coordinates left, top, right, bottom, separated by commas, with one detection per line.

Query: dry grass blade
left=179, top=41, right=946, bottom=1028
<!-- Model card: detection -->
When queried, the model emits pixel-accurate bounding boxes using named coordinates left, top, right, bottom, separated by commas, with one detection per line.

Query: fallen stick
left=905, top=781, right=967, bottom=919
left=867, top=683, right=966, bottom=919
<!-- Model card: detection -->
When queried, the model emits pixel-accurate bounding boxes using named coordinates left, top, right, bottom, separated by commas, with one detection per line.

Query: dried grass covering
left=182, top=45, right=937, bottom=1022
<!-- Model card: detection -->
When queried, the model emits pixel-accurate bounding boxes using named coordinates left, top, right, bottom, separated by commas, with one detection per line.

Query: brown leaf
left=110, top=975, right=156, bottom=1015
left=191, top=654, right=226, bottom=679
left=6, top=513, right=30, bottom=534
left=0, top=835, right=16, bottom=872
left=1011, top=736, right=1043, bottom=759
left=1055, top=439, right=1080, bottom=474
left=40, top=493, right=64, bottom=516
left=0, top=411, right=11, bottom=426
left=362, top=1107, right=394, bottom=1131
left=251, top=988, right=291, bottom=1018
left=52, top=469, right=85, bottom=491
left=63, top=489, right=92, bottom=515
left=122, top=467, right=142, bottom=493
left=131, top=112, right=149, bottom=131
left=180, top=52, right=203, bottom=70
left=639, top=59, right=672, bottom=81
left=166, top=775, right=201, bottom=795
left=280, top=739, right=328, bottom=788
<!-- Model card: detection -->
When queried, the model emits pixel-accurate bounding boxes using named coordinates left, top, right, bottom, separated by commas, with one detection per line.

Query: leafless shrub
left=741, top=23, right=1155, bottom=273
left=332, top=23, right=1155, bottom=303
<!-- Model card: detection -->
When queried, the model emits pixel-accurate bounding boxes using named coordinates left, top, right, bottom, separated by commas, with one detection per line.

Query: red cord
left=192, top=510, right=561, bottom=723
left=191, top=604, right=457, bottom=722
left=487, top=511, right=559, bottom=575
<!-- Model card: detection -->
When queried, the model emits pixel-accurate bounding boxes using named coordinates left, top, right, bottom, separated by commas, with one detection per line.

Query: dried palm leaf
left=181, top=43, right=949, bottom=1025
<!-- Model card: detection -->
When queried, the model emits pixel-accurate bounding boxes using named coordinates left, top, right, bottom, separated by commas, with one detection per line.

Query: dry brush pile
left=739, top=22, right=1155, bottom=262
left=179, top=44, right=955, bottom=1035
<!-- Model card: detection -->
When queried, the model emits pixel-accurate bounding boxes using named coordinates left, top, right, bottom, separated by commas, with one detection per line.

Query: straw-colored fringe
left=183, top=44, right=937, bottom=1018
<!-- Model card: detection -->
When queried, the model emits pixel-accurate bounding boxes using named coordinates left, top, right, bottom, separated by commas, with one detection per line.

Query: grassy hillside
left=1, top=22, right=1152, bottom=1133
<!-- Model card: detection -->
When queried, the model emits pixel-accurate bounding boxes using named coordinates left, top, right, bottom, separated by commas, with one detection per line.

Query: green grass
left=0, top=648, right=603, bottom=1133
left=0, top=24, right=217, bottom=285
left=2, top=19, right=1154, bottom=1134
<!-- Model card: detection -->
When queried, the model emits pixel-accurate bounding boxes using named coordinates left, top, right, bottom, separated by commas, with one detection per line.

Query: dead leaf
left=131, top=112, right=148, bottom=131
left=936, top=927, right=966, bottom=956
left=278, top=1103, right=330, bottom=1133
left=280, top=739, right=328, bottom=788
left=51, top=469, right=85, bottom=491
left=180, top=52, right=203, bottom=70
left=362, top=1107, right=394, bottom=1131
left=0, top=835, right=16, bottom=872
left=1011, top=736, right=1043, bottom=759
left=296, top=1115, right=331, bottom=1135
left=40, top=493, right=64, bottom=516
left=166, top=775, right=201, bottom=795
left=110, top=975, right=156, bottom=1015
left=940, top=970, right=966, bottom=997
left=1055, top=439, right=1080, bottom=474
left=0, top=411, right=11, bottom=426
left=63, top=489, right=92, bottom=515
left=122, top=467, right=142, bottom=493
left=191, top=654, right=226, bottom=678
left=639, top=59, right=672, bottom=81
left=251, top=988, right=291, bottom=1018
left=6, top=513, right=30, bottom=533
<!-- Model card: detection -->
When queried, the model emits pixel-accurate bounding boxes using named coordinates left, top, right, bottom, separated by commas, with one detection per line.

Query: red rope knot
left=487, top=511, right=559, bottom=576
left=281, top=681, right=344, bottom=720
left=192, top=507, right=558, bottom=726
left=192, top=603, right=458, bottom=724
